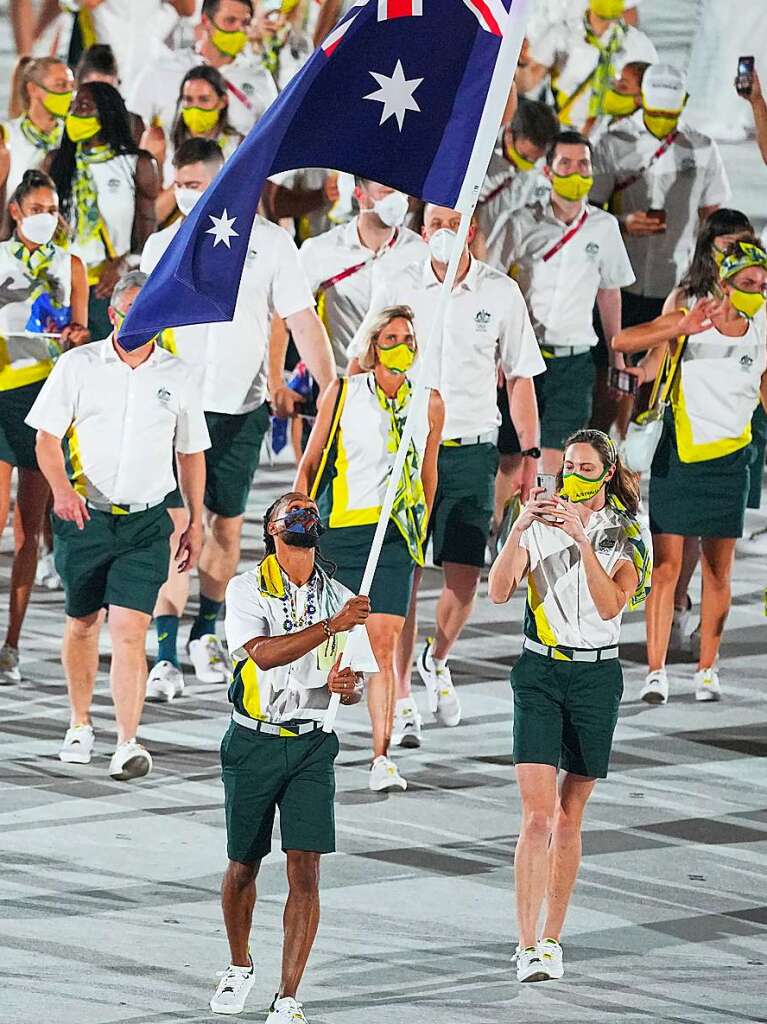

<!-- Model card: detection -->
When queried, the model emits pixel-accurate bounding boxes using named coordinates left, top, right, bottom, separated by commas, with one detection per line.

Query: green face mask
left=41, top=88, right=73, bottom=119
left=182, top=106, right=220, bottom=135
left=210, top=22, right=248, bottom=57
left=602, top=88, right=638, bottom=118
left=505, top=141, right=535, bottom=172
left=377, top=343, right=416, bottom=374
left=589, top=0, right=625, bottom=19
left=65, top=113, right=101, bottom=143
left=551, top=173, right=593, bottom=202
left=643, top=111, right=680, bottom=140
left=729, top=288, right=766, bottom=319
left=560, top=468, right=609, bottom=503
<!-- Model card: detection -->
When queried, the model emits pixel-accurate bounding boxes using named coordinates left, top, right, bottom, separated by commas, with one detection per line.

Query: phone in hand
left=608, top=367, right=639, bottom=395
left=736, top=55, right=756, bottom=97
left=646, top=208, right=667, bottom=227
left=536, top=474, right=563, bottom=523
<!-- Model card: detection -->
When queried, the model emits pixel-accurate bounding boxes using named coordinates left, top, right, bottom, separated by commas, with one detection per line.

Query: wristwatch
left=520, top=447, right=542, bottom=459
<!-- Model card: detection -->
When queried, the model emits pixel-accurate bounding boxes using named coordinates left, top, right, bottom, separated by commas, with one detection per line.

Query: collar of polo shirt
left=421, top=254, right=478, bottom=291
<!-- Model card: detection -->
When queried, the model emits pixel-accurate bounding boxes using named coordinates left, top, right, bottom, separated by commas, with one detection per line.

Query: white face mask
left=428, top=227, right=457, bottom=264
left=369, top=190, right=409, bottom=228
left=20, top=212, right=57, bottom=245
left=175, top=186, right=204, bottom=217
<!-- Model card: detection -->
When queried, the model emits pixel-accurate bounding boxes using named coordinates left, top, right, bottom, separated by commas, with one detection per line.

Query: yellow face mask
left=210, top=23, right=248, bottom=57
left=65, top=113, right=101, bottom=143
left=602, top=88, right=639, bottom=118
left=551, top=173, right=593, bottom=202
left=643, top=111, right=680, bottom=140
left=505, top=141, right=536, bottom=172
left=377, top=343, right=416, bottom=374
left=42, top=88, right=73, bottom=119
left=589, top=0, right=625, bottom=18
left=729, top=288, right=766, bottom=319
left=182, top=106, right=220, bottom=135
left=560, top=469, right=609, bottom=503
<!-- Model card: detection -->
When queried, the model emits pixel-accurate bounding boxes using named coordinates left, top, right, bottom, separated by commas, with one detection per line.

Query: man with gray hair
left=26, top=271, right=210, bottom=781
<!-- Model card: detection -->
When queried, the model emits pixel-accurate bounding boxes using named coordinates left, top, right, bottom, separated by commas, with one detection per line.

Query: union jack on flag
left=122, top=0, right=529, bottom=348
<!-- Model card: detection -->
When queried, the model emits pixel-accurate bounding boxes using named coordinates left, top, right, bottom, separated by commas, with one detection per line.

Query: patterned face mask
left=561, top=468, right=609, bottom=503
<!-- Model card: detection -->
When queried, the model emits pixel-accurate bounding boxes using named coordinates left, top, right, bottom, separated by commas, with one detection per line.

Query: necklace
left=281, top=573, right=317, bottom=632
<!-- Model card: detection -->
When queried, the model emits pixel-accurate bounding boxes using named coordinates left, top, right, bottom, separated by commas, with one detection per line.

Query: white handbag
left=620, top=335, right=688, bottom=475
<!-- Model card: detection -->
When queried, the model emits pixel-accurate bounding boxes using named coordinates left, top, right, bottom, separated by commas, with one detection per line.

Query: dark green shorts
left=319, top=521, right=415, bottom=617
left=0, top=379, right=46, bottom=469
left=430, top=442, right=498, bottom=568
left=511, top=649, right=623, bottom=779
left=52, top=503, right=173, bottom=618
left=535, top=351, right=595, bottom=451
left=204, top=403, right=270, bottom=518
left=221, top=721, right=339, bottom=863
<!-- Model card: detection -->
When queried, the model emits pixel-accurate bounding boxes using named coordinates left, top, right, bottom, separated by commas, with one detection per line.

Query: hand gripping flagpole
left=322, top=0, right=532, bottom=732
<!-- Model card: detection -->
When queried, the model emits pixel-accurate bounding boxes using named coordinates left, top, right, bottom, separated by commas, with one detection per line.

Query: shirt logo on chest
left=107, top=177, right=121, bottom=192
left=585, top=241, right=600, bottom=259
left=740, top=354, right=754, bottom=369
left=157, top=386, right=172, bottom=404
left=474, top=309, right=492, bottom=330
left=241, top=81, right=255, bottom=96
left=597, top=536, right=616, bottom=553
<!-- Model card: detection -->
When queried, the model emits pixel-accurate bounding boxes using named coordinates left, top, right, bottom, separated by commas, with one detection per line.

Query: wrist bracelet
left=322, top=618, right=334, bottom=638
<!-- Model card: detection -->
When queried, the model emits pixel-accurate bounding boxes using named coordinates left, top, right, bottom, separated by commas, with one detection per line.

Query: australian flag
left=121, top=0, right=529, bottom=348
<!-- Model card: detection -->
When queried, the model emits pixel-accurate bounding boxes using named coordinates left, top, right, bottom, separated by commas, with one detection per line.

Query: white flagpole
left=322, top=0, right=532, bottom=732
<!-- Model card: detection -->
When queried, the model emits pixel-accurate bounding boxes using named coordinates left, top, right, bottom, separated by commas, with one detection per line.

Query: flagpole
left=322, top=0, right=532, bottom=732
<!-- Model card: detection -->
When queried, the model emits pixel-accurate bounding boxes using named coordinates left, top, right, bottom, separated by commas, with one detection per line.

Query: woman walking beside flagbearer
left=296, top=306, right=444, bottom=792
left=612, top=239, right=767, bottom=705
left=489, top=428, right=651, bottom=983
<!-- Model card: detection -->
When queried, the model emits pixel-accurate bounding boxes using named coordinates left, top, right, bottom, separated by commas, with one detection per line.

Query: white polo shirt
left=25, top=336, right=210, bottom=507
left=299, top=218, right=428, bottom=371
left=533, top=22, right=658, bottom=129
left=487, top=200, right=635, bottom=348
left=140, top=214, right=315, bottom=415
left=225, top=558, right=378, bottom=724
left=476, top=144, right=551, bottom=245
left=520, top=505, right=645, bottom=649
left=348, top=257, right=545, bottom=441
left=591, top=112, right=732, bottom=298
left=128, top=47, right=278, bottom=137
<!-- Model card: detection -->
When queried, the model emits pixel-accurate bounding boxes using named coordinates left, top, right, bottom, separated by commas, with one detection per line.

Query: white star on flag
left=364, top=59, right=423, bottom=131
left=206, top=209, right=239, bottom=248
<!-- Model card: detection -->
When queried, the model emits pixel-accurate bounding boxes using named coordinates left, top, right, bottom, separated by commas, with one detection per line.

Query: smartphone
left=536, top=474, right=558, bottom=498
left=646, top=208, right=667, bottom=227
left=736, top=55, right=755, bottom=97
left=608, top=367, right=639, bottom=395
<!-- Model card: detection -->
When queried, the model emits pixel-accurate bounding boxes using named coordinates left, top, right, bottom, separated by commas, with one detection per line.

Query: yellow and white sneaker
left=267, top=995, right=308, bottom=1022
left=640, top=669, right=668, bottom=705
left=210, top=962, right=255, bottom=1015
left=369, top=755, right=407, bottom=792
left=513, top=944, right=550, bottom=983
left=417, top=639, right=461, bottom=727
left=695, top=667, right=721, bottom=702
left=391, top=697, right=422, bottom=748
left=538, top=937, right=564, bottom=979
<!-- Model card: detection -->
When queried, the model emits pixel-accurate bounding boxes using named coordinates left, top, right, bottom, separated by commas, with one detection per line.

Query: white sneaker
left=695, top=666, right=721, bottom=702
left=146, top=660, right=184, bottom=703
left=189, top=634, right=229, bottom=683
left=369, top=755, right=407, bottom=792
left=669, top=599, right=691, bottom=650
left=35, top=550, right=62, bottom=590
left=59, top=724, right=95, bottom=764
left=417, top=640, right=461, bottom=727
left=267, top=995, right=308, bottom=1023
left=0, top=644, right=21, bottom=685
left=391, top=697, right=422, bottom=748
left=109, top=739, right=152, bottom=781
left=210, top=963, right=255, bottom=1015
left=513, top=944, right=550, bottom=983
left=538, top=938, right=564, bottom=979
left=640, top=669, right=668, bottom=705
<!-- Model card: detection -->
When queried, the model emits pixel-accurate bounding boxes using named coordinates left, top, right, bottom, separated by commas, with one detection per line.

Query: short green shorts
left=319, top=521, right=415, bottom=617
left=430, top=442, right=498, bottom=568
left=52, top=503, right=173, bottom=618
left=0, top=379, right=46, bottom=469
left=511, top=649, right=623, bottom=779
left=535, top=351, right=595, bottom=451
left=221, top=721, right=339, bottom=863
left=204, top=403, right=270, bottom=518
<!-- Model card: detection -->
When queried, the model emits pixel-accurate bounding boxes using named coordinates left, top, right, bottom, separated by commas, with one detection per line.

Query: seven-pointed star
left=364, top=59, right=423, bottom=131
left=206, top=209, right=239, bottom=248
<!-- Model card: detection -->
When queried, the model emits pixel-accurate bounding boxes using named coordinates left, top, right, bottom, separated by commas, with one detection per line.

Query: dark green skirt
left=649, top=411, right=750, bottom=538
left=318, top=521, right=415, bottom=617
left=747, top=405, right=767, bottom=510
